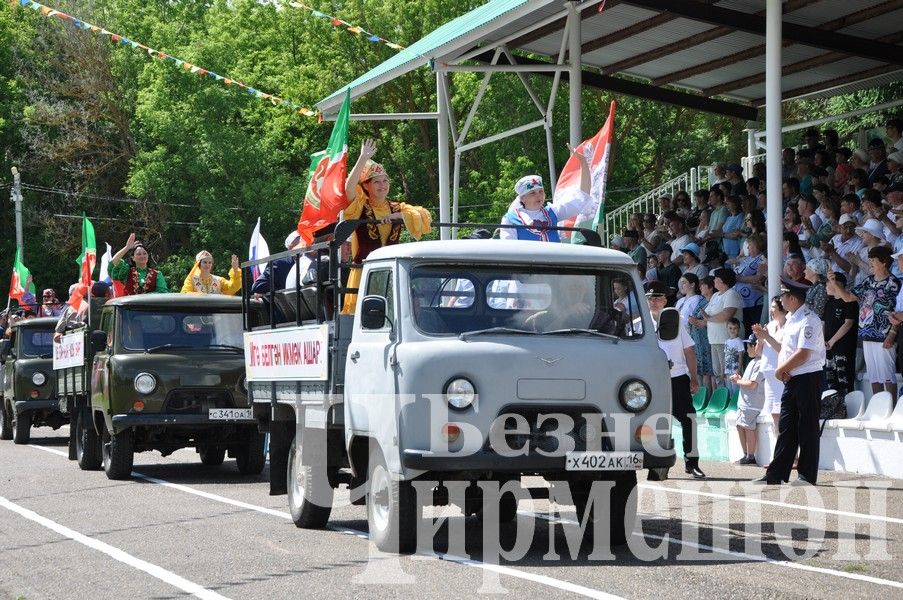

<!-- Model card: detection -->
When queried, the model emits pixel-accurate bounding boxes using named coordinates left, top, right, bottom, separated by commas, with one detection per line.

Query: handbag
left=819, top=390, right=847, bottom=435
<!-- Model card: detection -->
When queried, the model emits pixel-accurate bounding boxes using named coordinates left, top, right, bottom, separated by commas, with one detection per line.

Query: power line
left=51, top=213, right=199, bottom=226
left=20, top=182, right=243, bottom=211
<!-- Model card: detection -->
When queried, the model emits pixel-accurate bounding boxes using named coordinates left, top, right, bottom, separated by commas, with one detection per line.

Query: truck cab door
left=1, top=332, right=14, bottom=401
left=344, top=268, right=397, bottom=439
left=91, top=310, right=114, bottom=411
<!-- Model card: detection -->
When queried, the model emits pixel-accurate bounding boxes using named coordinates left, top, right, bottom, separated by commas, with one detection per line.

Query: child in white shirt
left=723, top=318, right=745, bottom=393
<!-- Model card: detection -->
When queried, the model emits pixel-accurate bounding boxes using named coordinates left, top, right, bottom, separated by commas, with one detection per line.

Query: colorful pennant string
left=282, top=1, right=406, bottom=51
left=11, top=0, right=320, bottom=118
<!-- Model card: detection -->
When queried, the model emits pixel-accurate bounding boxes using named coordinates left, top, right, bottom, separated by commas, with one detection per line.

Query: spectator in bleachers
left=731, top=335, right=765, bottom=465
left=621, top=229, right=646, bottom=267
left=887, top=117, right=903, bottom=154
left=797, top=195, right=824, bottom=260
left=824, top=129, right=840, bottom=155
left=783, top=231, right=804, bottom=263
left=689, top=189, right=709, bottom=230
left=730, top=233, right=767, bottom=332
left=836, top=245, right=899, bottom=399
left=861, top=189, right=899, bottom=240
left=640, top=213, right=662, bottom=254
left=745, top=177, right=760, bottom=197
left=674, top=190, right=692, bottom=220
left=783, top=254, right=811, bottom=287
left=804, top=258, right=829, bottom=318
left=694, top=208, right=712, bottom=250
left=850, top=168, right=869, bottom=198
left=823, top=214, right=863, bottom=277
left=706, top=187, right=728, bottom=244
left=783, top=177, right=802, bottom=207
left=839, top=192, right=864, bottom=225
left=655, top=243, right=681, bottom=293
left=726, top=165, right=746, bottom=196
left=645, top=254, right=659, bottom=285
left=850, top=219, right=889, bottom=286
left=833, top=148, right=853, bottom=194
left=867, top=138, right=889, bottom=186
left=680, top=242, right=707, bottom=280
left=701, top=268, right=742, bottom=389
left=655, top=195, right=673, bottom=228
left=886, top=151, right=903, bottom=192
left=803, top=128, right=823, bottom=153
left=667, top=214, right=692, bottom=268
left=797, top=159, right=814, bottom=196
left=824, top=272, right=858, bottom=397
left=784, top=203, right=802, bottom=235
left=752, top=162, right=767, bottom=185
left=752, top=296, right=788, bottom=433
left=782, top=148, right=797, bottom=180
left=721, top=196, right=746, bottom=259
left=712, top=163, right=728, bottom=186
left=628, top=212, right=644, bottom=235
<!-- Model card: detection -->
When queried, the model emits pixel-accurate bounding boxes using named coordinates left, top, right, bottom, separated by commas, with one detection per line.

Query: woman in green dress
left=110, top=233, right=168, bottom=295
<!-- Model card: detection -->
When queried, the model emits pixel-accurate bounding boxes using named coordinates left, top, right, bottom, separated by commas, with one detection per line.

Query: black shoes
left=735, top=455, right=758, bottom=465
left=685, top=462, right=706, bottom=479
left=751, top=476, right=782, bottom=485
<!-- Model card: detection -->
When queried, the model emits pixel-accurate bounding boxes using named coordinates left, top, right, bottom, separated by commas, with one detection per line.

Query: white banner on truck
left=244, top=325, right=328, bottom=381
left=53, top=332, right=84, bottom=370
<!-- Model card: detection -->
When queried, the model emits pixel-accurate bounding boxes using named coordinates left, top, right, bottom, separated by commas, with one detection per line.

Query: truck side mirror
left=360, top=296, right=388, bottom=330
left=90, top=330, right=108, bottom=353
left=657, top=307, right=680, bottom=342
left=0, top=339, right=10, bottom=362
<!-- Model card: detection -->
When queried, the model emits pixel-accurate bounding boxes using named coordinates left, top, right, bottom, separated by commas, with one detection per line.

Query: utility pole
left=11, top=166, right=24, bottom=263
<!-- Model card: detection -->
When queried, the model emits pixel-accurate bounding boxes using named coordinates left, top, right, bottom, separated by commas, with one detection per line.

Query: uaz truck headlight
left=32, top=371, right=47, bottom=386
left=445, top=377, right=475, bottom=409
left=134, top=372, right=157, bottom=395
left=619, top=380, right=651, bottom=413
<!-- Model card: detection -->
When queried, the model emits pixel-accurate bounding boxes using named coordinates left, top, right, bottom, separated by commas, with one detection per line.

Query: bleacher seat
left=833, top=391, right=893, bottom=430
left=701, top=387, right=729, bottom=416
left=825, top=390, right=865, bottom=428
left=861, top=394, right=903, bottom=432
left=692, top=388, right=708, bottom=412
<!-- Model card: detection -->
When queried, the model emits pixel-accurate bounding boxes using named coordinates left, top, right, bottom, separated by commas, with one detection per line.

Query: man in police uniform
left=756, top=284, right=826, bottom=485
left=646, top=281, right=705, bottom=479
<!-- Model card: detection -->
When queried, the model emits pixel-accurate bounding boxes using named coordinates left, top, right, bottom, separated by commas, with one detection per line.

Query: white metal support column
left=566, top=1, right=582, bottom=148
left=437, top=71, right=451, bottom=240
left=765, top=0, right=783, bottom=302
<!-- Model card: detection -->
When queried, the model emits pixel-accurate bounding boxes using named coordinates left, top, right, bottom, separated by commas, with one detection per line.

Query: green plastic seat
left=701, top=387, right=730, bottom=415
left=723, top=389, right=739, bottom=413
left=692, top=387, right=709, bottom=412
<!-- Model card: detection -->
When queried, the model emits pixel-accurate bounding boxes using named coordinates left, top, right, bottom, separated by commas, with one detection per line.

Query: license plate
left=565, top=451, right=643, bottom=471
left=208, top=408, right=253, bottom=420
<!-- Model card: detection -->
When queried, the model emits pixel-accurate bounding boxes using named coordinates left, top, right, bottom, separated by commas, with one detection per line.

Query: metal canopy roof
left=318, top=0, right=902, bottom=120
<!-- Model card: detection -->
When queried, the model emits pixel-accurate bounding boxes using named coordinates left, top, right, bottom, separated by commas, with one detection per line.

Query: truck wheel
left=199, top=446, right=226, bottom=466
left=367, top=447, right=416, bottom=553
left=572, top=472, right=638, bottom=546
left=287, top=437, right=332, bottom=528
left=12, top=408, right=31, bottom=445
left=0, top=400, right=12, bottom=440
left=102, top=428, right=134, bottom=480
left=235, top=432, right=266, bottom=475
left=76, top=410, right=102, bottom=471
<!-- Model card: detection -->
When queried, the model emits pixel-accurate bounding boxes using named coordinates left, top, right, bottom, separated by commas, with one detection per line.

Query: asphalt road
left=2, top=426, right=903, bottom=599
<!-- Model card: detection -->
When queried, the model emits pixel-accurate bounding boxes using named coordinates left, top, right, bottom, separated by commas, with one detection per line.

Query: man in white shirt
left=887, top=118, right=903, bottom=154
left=754, top=284, right=826, bottom=486
left=823, top=214, right=863, bottom=275
left=646, top=281, right=705, bottom=480
left=667, top=214, right=692, bottom=268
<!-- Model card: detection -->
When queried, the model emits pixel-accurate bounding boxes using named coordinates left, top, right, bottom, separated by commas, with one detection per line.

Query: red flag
left=68, top=215, right=96, bottom=309
left=297, top=89, right=351, bottom=244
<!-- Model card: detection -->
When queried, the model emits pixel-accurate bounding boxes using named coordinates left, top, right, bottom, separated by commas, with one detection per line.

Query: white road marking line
left=128, top=472, right=625, bottom=599
left=523, top=511, right=903, bottom=590
left=639, top=482, right=903, bottom=526
left=29, top=444, right=68, bottom=457
left=0, top=495, right=232, bottom=600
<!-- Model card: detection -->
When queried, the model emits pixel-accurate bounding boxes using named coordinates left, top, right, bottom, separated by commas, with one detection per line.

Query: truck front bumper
left=111, top=414, right=257, bottom=428
left=14, top=399, right=60, bottom=415
left=401, top=448, right=676, bottom=473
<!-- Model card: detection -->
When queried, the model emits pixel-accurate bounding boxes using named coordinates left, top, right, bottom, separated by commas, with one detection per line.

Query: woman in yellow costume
left=342, top=138, right=432, bottom=312
left=180, top=250, right=242, bottom=295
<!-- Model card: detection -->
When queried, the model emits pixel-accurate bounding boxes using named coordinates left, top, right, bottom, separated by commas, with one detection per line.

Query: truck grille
left=485, top=405, right=611, bottom=454
left=164, top=389, right=233, bottom=415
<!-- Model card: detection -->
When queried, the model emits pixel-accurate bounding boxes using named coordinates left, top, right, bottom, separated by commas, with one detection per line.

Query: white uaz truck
left=242, top=221, right=676, bottom=553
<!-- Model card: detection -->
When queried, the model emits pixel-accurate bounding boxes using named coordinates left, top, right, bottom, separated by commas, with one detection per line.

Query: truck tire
left=76, top=410, right=102, bottom=471
left=572, top=472, right=638, bottom=546
left=287, top=437, right=332, bottom=528
left=0, top=400, right=12, bottom=440
left=367, top=447, right=416, bottom=553
left=235, top=432, right=266, bottom=475
left=12, top=408, right=30, bottom=445
left=199, top=446, right=226, bottom=466
left=102, top=427, right=134, bottom=480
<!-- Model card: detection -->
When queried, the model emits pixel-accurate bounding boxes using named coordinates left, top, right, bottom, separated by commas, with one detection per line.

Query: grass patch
left=842, top=564, right=867, bottom=573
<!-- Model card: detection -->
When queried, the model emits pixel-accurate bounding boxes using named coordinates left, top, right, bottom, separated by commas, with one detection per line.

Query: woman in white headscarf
left=180, top=250, right=242, bottom=295
left=500, top=146, right=592, bottom=241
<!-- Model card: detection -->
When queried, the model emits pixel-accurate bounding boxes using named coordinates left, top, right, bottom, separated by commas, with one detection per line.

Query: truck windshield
left=119, top=310, right=244, bottom=352
left=21, top=330, right=54, bottom=357
left=409, top=266, right=644, bottom=338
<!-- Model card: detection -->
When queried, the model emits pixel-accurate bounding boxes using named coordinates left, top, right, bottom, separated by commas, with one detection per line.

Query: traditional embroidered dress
left=341, top=183, right=431, bottom=314
left=110, top=261, right=168, bottom=295
left=180, top=252, right=242, bottom=296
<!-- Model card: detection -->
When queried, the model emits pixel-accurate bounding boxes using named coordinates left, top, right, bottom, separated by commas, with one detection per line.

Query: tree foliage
left=0, top=0, right=899, bottom=294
